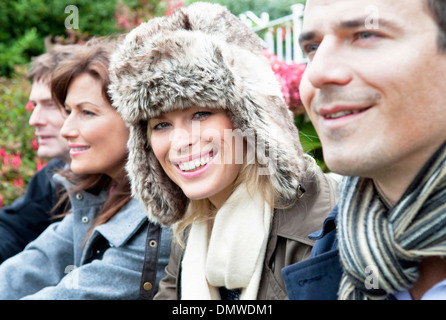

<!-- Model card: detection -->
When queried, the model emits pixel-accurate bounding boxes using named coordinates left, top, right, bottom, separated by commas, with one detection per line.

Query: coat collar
left=309, top=205, right=338, bottom=241
left=53, top=174, right=149, bottom=248
left=275, top=168, right=339, bottom=244
left=52, top=173, right=108, bottom=208
left=91, top=198, right=148, bottom=248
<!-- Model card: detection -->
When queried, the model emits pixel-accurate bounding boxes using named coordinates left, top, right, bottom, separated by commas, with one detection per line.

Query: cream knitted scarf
left=181, top=183, right=273, bottom=300
left=337, top=141, right=446, bottom=300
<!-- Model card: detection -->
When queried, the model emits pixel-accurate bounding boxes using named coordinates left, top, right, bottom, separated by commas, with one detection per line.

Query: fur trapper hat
left=109, top=2, right=308, bottom=225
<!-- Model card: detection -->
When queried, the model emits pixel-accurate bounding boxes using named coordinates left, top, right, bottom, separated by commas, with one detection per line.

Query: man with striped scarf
left=282, top=0, right=446, bottom=300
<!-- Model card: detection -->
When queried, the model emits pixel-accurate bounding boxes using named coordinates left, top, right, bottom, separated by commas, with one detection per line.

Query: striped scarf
left=337, top=141, right=446, bottom=300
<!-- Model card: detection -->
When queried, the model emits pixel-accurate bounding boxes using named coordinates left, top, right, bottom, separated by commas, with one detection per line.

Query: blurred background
left=0, top=0, right=321, bottom=207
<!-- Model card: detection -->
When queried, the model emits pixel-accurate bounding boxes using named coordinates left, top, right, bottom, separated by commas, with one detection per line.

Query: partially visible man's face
left=28, top=80, right=70, bottom=163
left=300, top=0, right=446, bottom=201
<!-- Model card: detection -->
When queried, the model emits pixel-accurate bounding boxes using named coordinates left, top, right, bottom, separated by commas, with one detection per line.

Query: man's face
left=300, top=0, right=446, bottom=201
left=28, top=80, right=70, bottom=163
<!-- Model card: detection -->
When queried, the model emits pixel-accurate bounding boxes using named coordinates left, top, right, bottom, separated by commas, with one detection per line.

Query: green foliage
left=0, top=66, right=38, bottom=206
left=0, top=28, right=41, bottom=78
left=295, top=114, right=325, bottom=171
left=122, top=0, right=168, bottom=18
left=0, top=0, right=325, bottom=207
left=185, top=0, right=305, bottom=20
left=0, top=0, right=119, bottom=77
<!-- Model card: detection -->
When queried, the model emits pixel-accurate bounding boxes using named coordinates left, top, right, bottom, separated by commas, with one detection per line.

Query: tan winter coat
left=154, top=167, right=339, bottom=300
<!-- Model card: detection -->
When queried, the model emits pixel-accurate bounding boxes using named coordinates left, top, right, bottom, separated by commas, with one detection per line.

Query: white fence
left=239, top=4, right=306, bottom=64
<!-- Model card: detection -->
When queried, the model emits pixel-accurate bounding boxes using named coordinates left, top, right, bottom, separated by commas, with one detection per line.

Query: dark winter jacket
left=282, top=205, right=342, bottom=300
left=0, top=159, right=67, bottom=263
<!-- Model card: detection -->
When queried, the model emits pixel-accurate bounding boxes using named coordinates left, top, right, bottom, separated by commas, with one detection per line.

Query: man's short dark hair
left=427, top=0, right=446, bottom=52
left=27, top=44, right=78, bottom=84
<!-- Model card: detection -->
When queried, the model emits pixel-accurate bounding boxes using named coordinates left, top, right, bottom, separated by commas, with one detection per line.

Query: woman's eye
left=153, top=122, right=170, bottom=131
left=82, top=110, right=96, bottom=116
left=193, top=111, right=212, bottom=120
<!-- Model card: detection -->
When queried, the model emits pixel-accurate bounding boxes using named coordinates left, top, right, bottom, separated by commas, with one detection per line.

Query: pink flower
left=13, top=177, right=24, bottom=187
left=263, top=50, right=306, bottom=109
left=0, top=193, right=3, bottom=208
left=166, top=0, right=183, bottom=16
left=11, top=154, right=21, bottom=170
left=0, top=148, right=5, bottom=158
left=36, top=158, right=47, bottom=171
left=3, top=153, right=9, bottom=167
left=31, top=137, right=39, bottom=150
left=25, top=101, right=34, bottom=112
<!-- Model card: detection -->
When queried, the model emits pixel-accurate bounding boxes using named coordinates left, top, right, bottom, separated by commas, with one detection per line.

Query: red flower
left=11, top=154, right=21, bottom=170
left=31, top=136, right=39, bottom=150
left=2, top=153, right=9, bottom=167
left=263, top=49, right=306, bottom=110
left=36, top=158, right=47, bottom=171
left=0, top=148, right=5, bottom=158
left=13, top=177, right=24, bottom=187
left=25, top=101, right=34, bottom=112
left=166, top=0, right=183, bottom=16
left=0, top=193, right=3, bottom=208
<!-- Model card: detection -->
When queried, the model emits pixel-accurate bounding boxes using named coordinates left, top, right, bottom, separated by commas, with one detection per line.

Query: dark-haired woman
left=0, top=40, right=171, bottom=299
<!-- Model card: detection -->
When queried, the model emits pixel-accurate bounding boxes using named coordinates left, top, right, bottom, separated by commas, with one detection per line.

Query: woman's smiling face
left=61, top=73, right=129, bottom=180
left=149, top=107, right=243, bottom=209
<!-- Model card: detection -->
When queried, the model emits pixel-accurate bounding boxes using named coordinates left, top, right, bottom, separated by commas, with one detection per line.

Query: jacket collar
left=309, top=205, right=338, bottom=241
left=54, top=173, right=149, bottom=247
left=275, top=168, right=339, bottom=244
left=92, top=198, right=148, bottom=248
left=52, top=173, right=108, bottom=208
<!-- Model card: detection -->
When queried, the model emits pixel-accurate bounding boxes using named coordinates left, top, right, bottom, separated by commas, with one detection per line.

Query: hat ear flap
left=147, top=148, right=189, bottom=225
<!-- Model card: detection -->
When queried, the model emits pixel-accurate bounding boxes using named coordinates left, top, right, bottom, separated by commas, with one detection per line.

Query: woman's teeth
left=71, top=147, right=89, bottom=152
left=178, top=156, right=212, bottom=172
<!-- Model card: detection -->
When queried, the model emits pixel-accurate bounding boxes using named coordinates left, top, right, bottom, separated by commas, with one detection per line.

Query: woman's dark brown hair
left=50, top=38, right=131, bottom=242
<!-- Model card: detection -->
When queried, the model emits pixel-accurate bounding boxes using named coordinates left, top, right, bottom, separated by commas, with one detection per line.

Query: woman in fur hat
left=109, top=2, right=339, bottom=300
left=0, top=40, right=171, bottom=299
